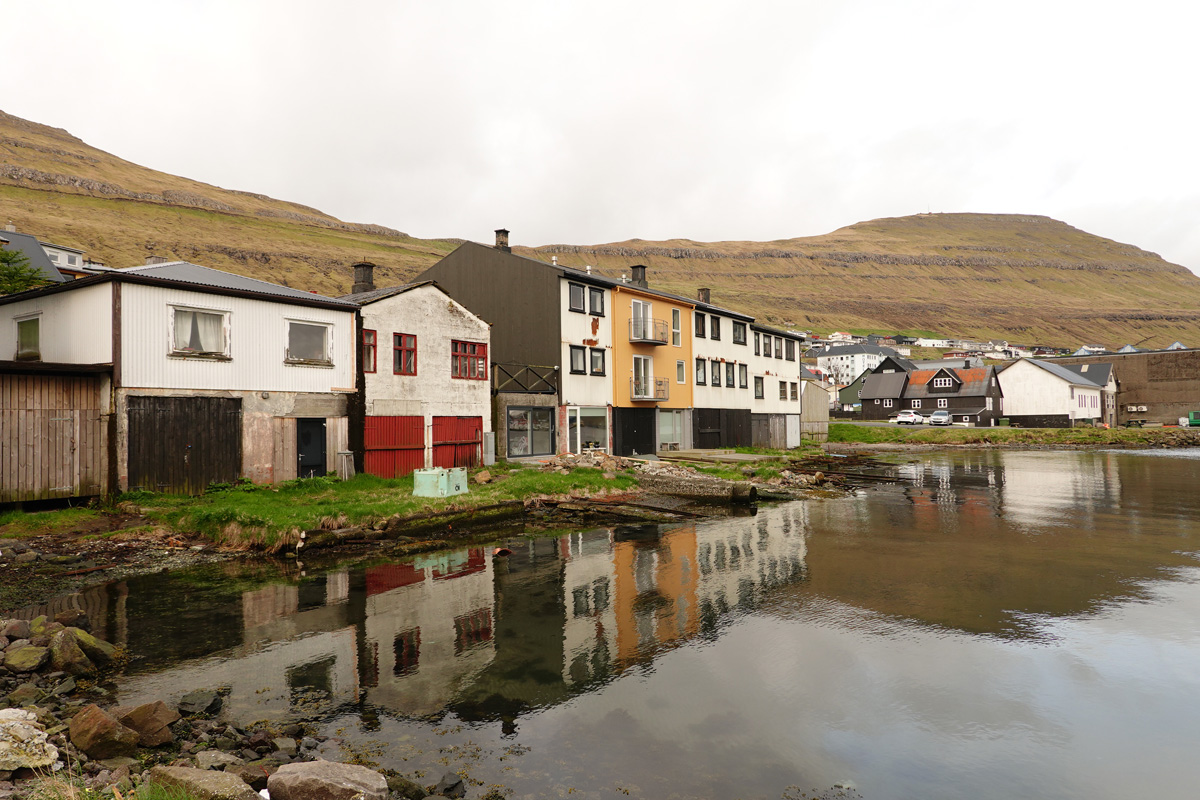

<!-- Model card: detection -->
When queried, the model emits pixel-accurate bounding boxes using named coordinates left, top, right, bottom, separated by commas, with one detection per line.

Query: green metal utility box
left=413, top=467, right=468, bottom=498
left=1188, top=412, right=1200, bottom=427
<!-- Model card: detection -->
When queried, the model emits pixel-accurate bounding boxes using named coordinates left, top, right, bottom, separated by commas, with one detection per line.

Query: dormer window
left=933, top=376, right=954, bottom=388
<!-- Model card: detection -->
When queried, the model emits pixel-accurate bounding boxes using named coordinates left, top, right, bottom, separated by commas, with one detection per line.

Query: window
left=785, top=340, right=796, bottom=361
left=287, top=321, right=329, bottom=364
left=938, top=398, right=948, bottom=408
left=986, top=397, right=994, bottom=411
left=569, top=345, right=587, bottom=374
left=739, top=364, right=748, bottom=388
left=695, top=312, right=706, bottom=338
left=754, top=332, right=760, bottom=355
left=631, top=299, right=653, bottom=340
left=452, top=340, right=487, bottom=379
left=677, top=360, right=686, bottom=383
left=779, top=381, right=788, bottom=400
left=394, top=333, right=417, bottom=374
left=710, top=316, right=721, bottom=340
left=775, top=337, right=783, bottom=358
left=754, top=376, right=764, bottom=399
left=790, top=382, right=798, bottom=400
left=362, top=329, right=377, bottom=373
left=672, top=309, right=681, bottom=346
left=173, top=307, right=227, bottom=357
left=590, top=348, right=605, bottom=376
left=696, top=358, right=707, bottom=384
left=589, top=287, right=604, bottom=316
left=912, top=399, right=921, bottom=408
left=733, top=321, right=746, bottom=344
left=874, top=399, right=880, bottom=405
left=933, top=377, right=954, bottom=388
left=711, top=359, right=720, bottom=386
left=15, top=317, right=39, bottom=360
left=66, top=254, right=78, bottom=266
left=725, top=362, right=734, bottom=387
left=569, top=283, right=585, bottom=312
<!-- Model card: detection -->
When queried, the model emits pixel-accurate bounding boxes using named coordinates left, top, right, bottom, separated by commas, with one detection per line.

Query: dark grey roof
left=751, top=322, right=806, bottom=341
left=1061, top=363, right=1113, bottom=386
left=1025, top=359, right=1106, bottom=387
left=0, top=230, right=65, bottom=284
left=860, top=371, right=908, bottom=399
left=338, top=281, right=432, bottom=304
left=800, top=366, right=823, bottom=381
left=113, top=262, right=357, bottom=306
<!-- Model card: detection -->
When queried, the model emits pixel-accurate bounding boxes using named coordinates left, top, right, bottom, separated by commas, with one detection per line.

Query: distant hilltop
left=3, top=109, right=1200, bottom=348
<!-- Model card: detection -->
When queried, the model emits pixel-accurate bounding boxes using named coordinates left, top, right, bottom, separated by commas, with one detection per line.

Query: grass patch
left=126, top=463, right=639, bottom=551
left=0, top=507, right=103, bottom=539
left=828, top=422, right=1199, bottom=447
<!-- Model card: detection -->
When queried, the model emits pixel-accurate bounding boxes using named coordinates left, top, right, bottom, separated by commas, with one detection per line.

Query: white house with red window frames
left=341, top=272, right=492, bottom=477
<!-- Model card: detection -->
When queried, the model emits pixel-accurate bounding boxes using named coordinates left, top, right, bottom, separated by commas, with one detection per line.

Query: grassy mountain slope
left=3, top=109, right=1198, bottom=347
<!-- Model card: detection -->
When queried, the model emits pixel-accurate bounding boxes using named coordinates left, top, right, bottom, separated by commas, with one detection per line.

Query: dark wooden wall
left=126, top=396, right=242, bottom=494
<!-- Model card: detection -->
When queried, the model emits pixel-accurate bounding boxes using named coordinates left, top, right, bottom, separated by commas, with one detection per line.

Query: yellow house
left=610, top=268, right=693, bottom=455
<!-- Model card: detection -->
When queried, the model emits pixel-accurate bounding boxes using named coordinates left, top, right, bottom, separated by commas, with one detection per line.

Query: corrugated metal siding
left=0, top=284, right=113, bottom=364
left=121, top=284, right=354, bottom=392
left=0, top=373, right=105, bottom=501
left=364, top=415, right=425, bottom=477
left=432, top=416, right=482, bottom=469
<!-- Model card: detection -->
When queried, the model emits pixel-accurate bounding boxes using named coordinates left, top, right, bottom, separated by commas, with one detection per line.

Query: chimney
left=631, top=265, right=648, bottom=288
left=964, top=360, right=970, bottom=369
left=494, top=228, right=510, bottom=252
left=351, top=262, right=376, bottom=293
left=145, top=255, right=169, bottom=265
left=4, top=222, right=14, bottom=233
left=697, top=287, right=711, bottom=304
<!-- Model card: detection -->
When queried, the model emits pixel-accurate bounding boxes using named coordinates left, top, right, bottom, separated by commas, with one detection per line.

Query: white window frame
left=677, top=360, right=686, bottom=383
left=170, top=305, right=231, bottom=359
left=938, top=398, right=948, bottom=408
left=933, top=377, right=953, bottom=388
left=15, top=312, right=41, bottom=361
left=285, top=318, right=333, bottom=366
left=672, top=309, right=681, bottom=346
left=884, top=399, right=893, bottom=408
left=912, top=399, right=921, bottom=408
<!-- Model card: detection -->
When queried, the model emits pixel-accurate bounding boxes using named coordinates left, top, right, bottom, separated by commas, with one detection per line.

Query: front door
left=297, top=418, right=327, bottom=478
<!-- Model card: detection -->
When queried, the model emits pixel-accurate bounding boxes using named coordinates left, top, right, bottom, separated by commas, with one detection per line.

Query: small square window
left=590, top=347, right=605, bottom=376
left=938, top=398, right=948, bottom=408
left=589, top=287, right=605, bottom=316
left=569, top=345, right=587, bottom=374
left=287, top=321, right=329, bottom=364
left=569, top=283, right=585, bottom=312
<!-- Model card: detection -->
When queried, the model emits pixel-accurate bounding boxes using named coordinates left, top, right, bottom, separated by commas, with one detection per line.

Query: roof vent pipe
left=552, top=256, right=558, bottom=266
left=585, top=265, right=592, bottom=274
left=621, top=272, right=627, bottom=283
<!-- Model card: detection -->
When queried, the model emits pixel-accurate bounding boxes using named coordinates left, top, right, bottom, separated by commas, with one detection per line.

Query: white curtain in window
left=175, top=310, right=224, bottom=353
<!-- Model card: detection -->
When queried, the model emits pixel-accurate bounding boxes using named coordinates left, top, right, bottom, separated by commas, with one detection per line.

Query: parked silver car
left=928, top=410, right=952, bottom=426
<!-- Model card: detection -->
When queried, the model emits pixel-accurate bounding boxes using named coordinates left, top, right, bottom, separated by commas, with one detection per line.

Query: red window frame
left=362, top=329, right=377, bottom=373
left=394, top=333, right=417, bottom=375
left=452, top=340, right=488, bottom=380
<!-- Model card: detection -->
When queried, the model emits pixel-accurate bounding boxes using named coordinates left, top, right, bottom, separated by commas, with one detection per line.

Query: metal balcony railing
left=628, top=317, right=669, bottom=345
left=630, top=377, right=670, bottom=401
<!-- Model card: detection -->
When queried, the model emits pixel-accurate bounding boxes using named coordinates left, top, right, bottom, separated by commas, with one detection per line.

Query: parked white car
left=894, top=410, right=925, bottom=425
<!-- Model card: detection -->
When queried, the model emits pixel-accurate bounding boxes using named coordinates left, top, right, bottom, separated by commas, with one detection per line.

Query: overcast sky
left=7, top=1, right=1200, bottom=270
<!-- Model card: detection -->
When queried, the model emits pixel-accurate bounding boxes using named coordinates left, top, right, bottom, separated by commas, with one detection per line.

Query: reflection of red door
left=432, top=416, right=482, bottom=468
left=364, top=416, right=425, bottom=477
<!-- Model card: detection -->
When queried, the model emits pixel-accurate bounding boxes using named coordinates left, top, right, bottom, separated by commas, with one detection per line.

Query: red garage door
left=364, top=416, right=425, bottom=477
left=432, top=416, right=482, bottom=469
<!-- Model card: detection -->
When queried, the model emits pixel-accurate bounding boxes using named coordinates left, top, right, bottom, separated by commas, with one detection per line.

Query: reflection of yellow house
left=612, top=526, right=699, bottom=664
left=610, top=279, right=694, bottom=453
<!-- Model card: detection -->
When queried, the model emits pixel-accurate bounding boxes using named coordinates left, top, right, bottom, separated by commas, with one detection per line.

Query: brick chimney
left=494, top=228, right=510, bottom=252
left=145, top=255, right=169, bottom=265
left=697, top=287, right=711, bottom=304
left=631, top=265, right=648, bottom=288
left=351, top=262, right=376, bottom=294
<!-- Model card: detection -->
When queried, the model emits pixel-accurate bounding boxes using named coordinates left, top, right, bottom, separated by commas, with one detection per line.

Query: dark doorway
left=613, top=407, right=656, bottom=456
left=127, top=396, right=242, bottom=495
left=297, top=418, right=327, bottom=478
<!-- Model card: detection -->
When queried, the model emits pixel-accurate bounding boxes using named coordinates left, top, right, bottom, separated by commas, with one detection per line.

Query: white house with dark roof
left=817, top=343, right=899, bottom=387
left=339, top=264, right=492, bottom=477
left=1, top=260, right=356, bottom=499
left=997, top=359, right=1116, bottom=427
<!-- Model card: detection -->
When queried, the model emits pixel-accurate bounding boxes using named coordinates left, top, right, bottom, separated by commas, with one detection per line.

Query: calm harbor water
left=27, top=449, right=1200, bottom=799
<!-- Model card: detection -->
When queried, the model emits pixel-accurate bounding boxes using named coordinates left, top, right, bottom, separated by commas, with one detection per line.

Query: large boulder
left=69, top=627, right=116, bottom=666
left=3, top=646, right=48, bottom=673
left=116, top=701, right=180, bottom=747
left=68, top=704, right=139, bottom=760
left=49, top=629, right=95, bottom=676
left=0, top=709, right=59, bottom=771
left=148, top=766, right=261, bottom=800
left=1, top=620, right=31, bottom=640
left=267, top=759, right=389, bottom=800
